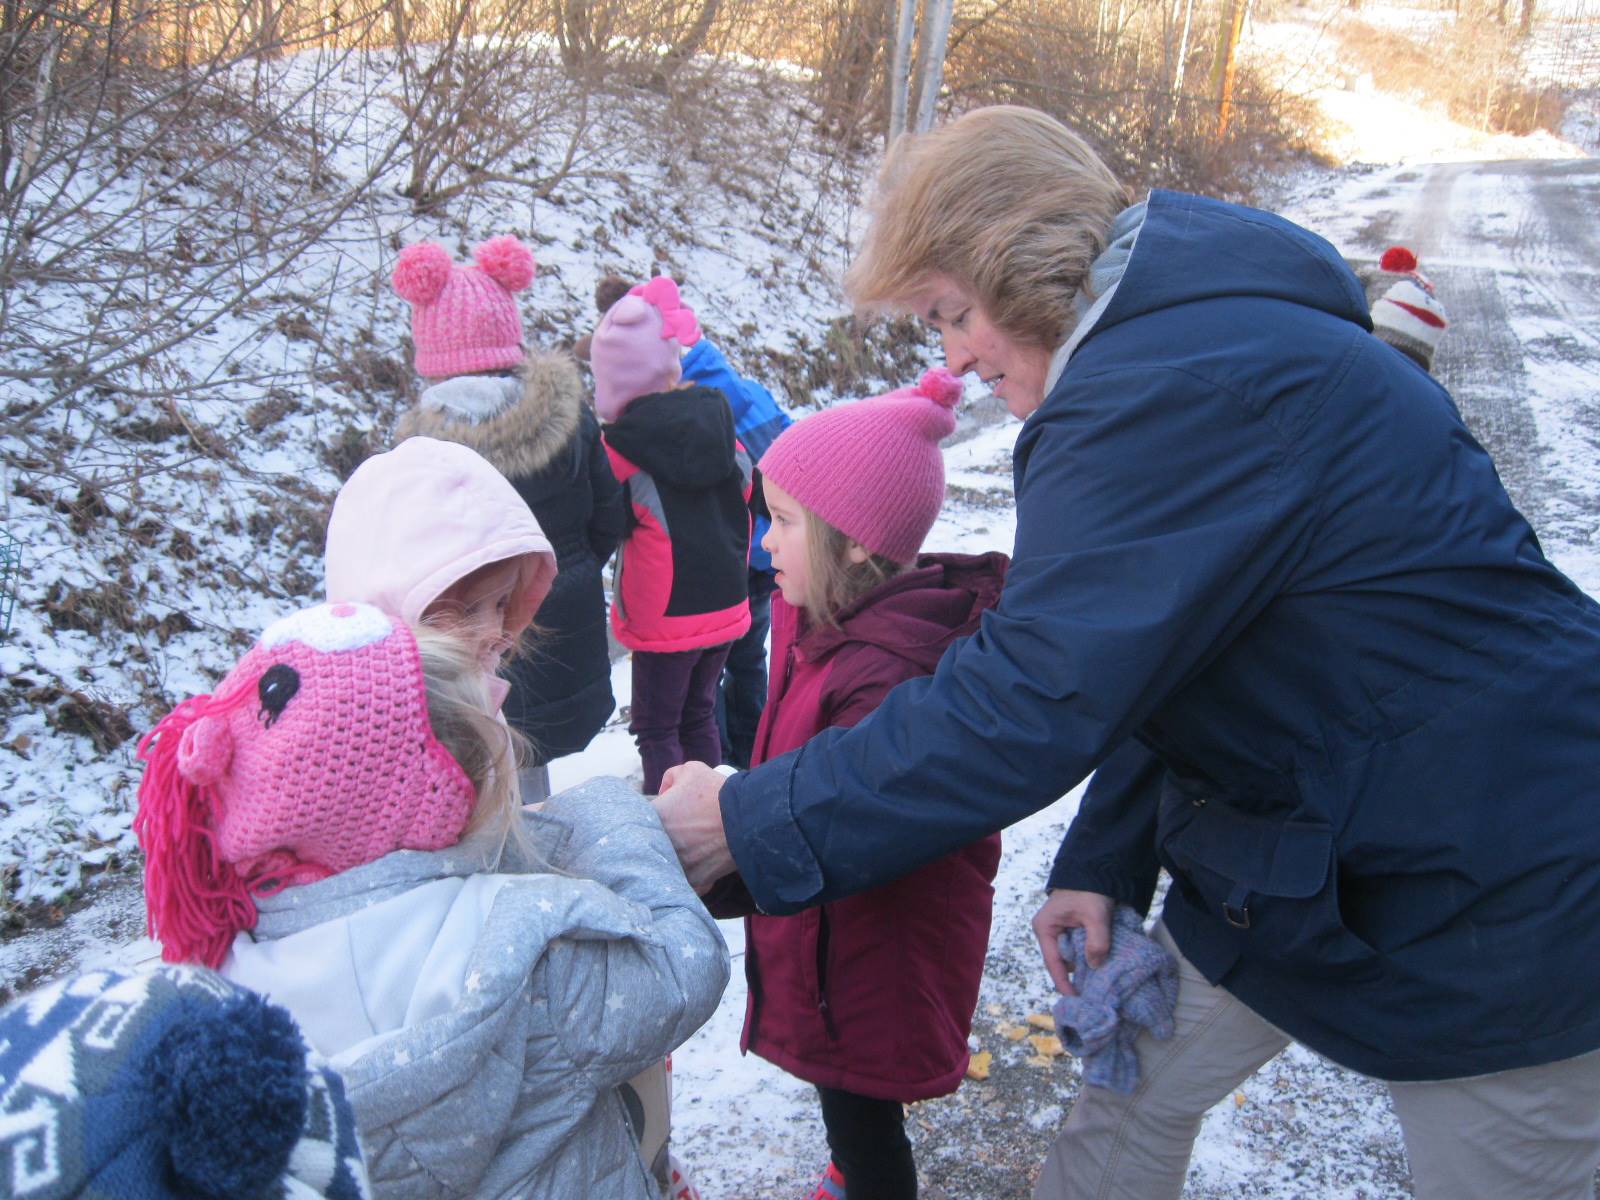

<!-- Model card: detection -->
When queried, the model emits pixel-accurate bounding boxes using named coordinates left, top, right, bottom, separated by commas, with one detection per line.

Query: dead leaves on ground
left=967, top=1007, right=1071, bottom=1079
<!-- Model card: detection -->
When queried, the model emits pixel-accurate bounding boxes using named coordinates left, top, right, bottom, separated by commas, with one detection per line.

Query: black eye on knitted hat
left=258, top=664, right=300, bottom=728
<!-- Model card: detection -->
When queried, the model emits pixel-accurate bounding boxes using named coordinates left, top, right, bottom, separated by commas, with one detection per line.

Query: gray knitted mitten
left=1052, top=905, right=1179, bottom=1093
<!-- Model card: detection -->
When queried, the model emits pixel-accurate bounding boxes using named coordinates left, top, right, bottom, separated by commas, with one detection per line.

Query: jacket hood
left=398, top=348, right=586, bottom=483
left=1081, top=189, right=1370, bottom=356
left=603, top=386, right=741, bottom=489
left=324, top=436, right=556, bottom=631
left=800, top=551, right=1008, bottom=673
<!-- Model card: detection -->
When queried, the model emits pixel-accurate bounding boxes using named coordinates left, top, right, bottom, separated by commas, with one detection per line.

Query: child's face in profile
left=427, top=558, right=525, bottom=669
left=762, top=479, right=813, bottom=610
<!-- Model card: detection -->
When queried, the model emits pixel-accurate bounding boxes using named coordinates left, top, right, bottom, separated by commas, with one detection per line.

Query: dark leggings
left=818, top=1086, right=917, bottom=1199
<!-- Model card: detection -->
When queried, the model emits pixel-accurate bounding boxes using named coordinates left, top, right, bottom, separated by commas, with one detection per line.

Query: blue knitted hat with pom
left=0, top=965, right=368, bottom=1199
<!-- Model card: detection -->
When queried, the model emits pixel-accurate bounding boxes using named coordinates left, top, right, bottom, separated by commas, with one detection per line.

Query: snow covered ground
left=2, top=7, right=1599, bottom=1196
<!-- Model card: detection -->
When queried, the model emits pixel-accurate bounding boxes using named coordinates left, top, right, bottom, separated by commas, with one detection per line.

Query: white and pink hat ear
left=589, top=275, right=699, bottom=422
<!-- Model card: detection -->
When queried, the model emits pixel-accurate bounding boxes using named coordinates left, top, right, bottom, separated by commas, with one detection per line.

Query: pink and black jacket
left=740, top=552, right=1007, bottom=1102
left=603, top=385, right=753, bottom=653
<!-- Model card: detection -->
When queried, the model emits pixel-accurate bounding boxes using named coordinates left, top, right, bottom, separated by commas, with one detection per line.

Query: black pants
left=818, top=1086, right=917, bottom=1199
left=715, top=569, right=775, bottom=769
left=629, top=643, right=731, bottom=794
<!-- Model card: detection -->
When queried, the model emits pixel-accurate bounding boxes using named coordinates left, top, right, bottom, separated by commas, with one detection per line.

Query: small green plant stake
left=0, top=528, right=20, bottom=638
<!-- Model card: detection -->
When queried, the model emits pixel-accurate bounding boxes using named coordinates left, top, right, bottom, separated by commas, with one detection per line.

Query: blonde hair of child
left=801, top=509, right=906, bottom=629
left=412, top=625, right=530, bottom=847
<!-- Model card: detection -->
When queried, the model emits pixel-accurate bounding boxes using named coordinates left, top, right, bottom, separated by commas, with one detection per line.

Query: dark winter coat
left=603, top=387, right=752, bottom=653
left=718, top=189, right=1600, bottom=1082
left=399, top=350, right=626, bottom=762
left=681, top=338, right=791, bottom=575
left=738, top=553, right=1005, bottom=1101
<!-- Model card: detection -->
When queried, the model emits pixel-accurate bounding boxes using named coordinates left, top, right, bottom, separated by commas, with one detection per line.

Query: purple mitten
left=1051, top=905, right=1178, bottom=1093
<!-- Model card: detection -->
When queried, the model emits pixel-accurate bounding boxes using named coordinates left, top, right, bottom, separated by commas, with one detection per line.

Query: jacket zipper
left=816, top=904, right=839, bottom=1040
left=743, top=914, right=763, bottom=1051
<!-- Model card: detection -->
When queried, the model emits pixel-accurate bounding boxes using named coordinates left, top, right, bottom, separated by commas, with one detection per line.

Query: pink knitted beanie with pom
left=392, top=235, right=536, bottom=378
left=758, top=368, right=962, bottom=564
left=589, top=276, right=702, bottom=423
left=134, top=602, right=478, bottom=968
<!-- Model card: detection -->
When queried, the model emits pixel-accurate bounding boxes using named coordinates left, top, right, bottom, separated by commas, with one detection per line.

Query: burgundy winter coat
left=741, top=551, right=1007, bottom=1101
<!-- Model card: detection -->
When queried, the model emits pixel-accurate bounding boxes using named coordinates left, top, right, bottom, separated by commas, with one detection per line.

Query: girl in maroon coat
left=745, top=369, right=1005, bottom=1199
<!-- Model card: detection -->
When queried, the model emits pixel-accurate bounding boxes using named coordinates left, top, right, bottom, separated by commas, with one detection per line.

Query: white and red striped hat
left=1370, top=246, right=1449, bottom=372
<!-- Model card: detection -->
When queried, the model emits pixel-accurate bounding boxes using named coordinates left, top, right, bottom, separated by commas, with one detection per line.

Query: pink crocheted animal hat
left=758, top=368, right=962, bottom=564
left=392, top=235, right=536, bottom=378
left=589, top=275, right=702, bottom=423
left=134, top=602, right=477, bottom=968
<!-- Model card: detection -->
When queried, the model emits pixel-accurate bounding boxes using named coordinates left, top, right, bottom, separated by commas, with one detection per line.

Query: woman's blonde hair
left=801, top=510, right=905, bottom=629
left=844, top=105, right=1133, bottom=350
left=412, top=626, right=531, bottom=846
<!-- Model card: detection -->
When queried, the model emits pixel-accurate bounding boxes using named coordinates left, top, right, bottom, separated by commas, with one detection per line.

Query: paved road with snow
left=1318, top=157, right=1600, bottom=585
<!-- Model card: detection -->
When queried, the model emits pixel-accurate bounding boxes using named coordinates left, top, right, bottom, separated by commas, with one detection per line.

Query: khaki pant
left=1035, top=923, right=1600, bottom=1200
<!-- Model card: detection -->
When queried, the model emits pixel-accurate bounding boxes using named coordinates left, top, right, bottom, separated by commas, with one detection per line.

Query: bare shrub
left=0, top=0, right=408, bottom=464
left=936, top=0, right=1321, bottom=195
left=758, top=314, right=934, bottom=408
left=387, top=0, right=601, bottom=211
left=1334, top=12, right=1566, bottom=135
left=809, top=0, right=893, bottom=144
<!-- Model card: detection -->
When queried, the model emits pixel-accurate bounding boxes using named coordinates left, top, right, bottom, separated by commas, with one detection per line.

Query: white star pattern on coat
left=606, top=993, right=626, bottom=1012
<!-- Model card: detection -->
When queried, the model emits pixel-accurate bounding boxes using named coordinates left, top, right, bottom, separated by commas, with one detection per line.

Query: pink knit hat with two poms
left=758, top=368, right=962, bottom=565
left=589, top=276, right=702, bottom=423
left=134, top=602, right=477, bottom=969
left=392, top=236, right=536, bottom=378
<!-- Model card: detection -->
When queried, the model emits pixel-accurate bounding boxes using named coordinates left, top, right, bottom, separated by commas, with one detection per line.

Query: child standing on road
left=133, top=600, right=728, bottom=1199
left=577, top=272, right=791, bottom=770
left=389, top=237, right=626, bottom=802
left=1365, top=245, right=1450, bottom=373
left=590, top=276, right=752, bottom=793
left=723, top=368, right=1005, bottom=1200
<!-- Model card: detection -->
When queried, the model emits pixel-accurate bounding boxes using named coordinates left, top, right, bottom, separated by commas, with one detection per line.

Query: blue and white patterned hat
left=0, top=965, right=369, bottom=1199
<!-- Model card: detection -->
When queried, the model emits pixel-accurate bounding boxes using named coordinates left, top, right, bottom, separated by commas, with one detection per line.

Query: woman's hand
left=653, top=762, right=735, bottom=892
left=1033, top=888, right=1115, bottom=995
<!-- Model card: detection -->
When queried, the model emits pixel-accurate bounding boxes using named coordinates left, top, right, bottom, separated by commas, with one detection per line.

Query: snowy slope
left=0, top=59, right=883, bottom=913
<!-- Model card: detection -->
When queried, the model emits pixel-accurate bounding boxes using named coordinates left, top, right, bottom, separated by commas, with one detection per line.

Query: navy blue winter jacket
left=718, top=189, right=1600, bottom=1082
left=682, top=338, right=790, bottom=574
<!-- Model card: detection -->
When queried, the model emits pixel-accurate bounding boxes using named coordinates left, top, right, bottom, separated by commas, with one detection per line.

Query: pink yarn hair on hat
left=392, top=235, right=536, bottom=378
left=758, top=367, right=962, bottom=565
left=589, top=275, right=702, bottom=423
left=134, top=602, right=478, bottom=969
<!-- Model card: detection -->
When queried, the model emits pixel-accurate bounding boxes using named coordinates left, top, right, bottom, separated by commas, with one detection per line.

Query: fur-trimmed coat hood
left=398, top=348, right=586, bottom=481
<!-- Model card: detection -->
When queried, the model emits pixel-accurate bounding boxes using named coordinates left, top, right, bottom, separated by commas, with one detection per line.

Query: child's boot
left=808, top=1160, right=847, bottom=1200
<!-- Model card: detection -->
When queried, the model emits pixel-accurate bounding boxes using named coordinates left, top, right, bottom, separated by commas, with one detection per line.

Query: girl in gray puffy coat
left=133, top=600, right=729, bottom=1199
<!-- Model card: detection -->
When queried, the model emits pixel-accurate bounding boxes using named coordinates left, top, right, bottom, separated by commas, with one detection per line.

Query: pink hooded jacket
left=323, top=437, right=557, bottom=662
